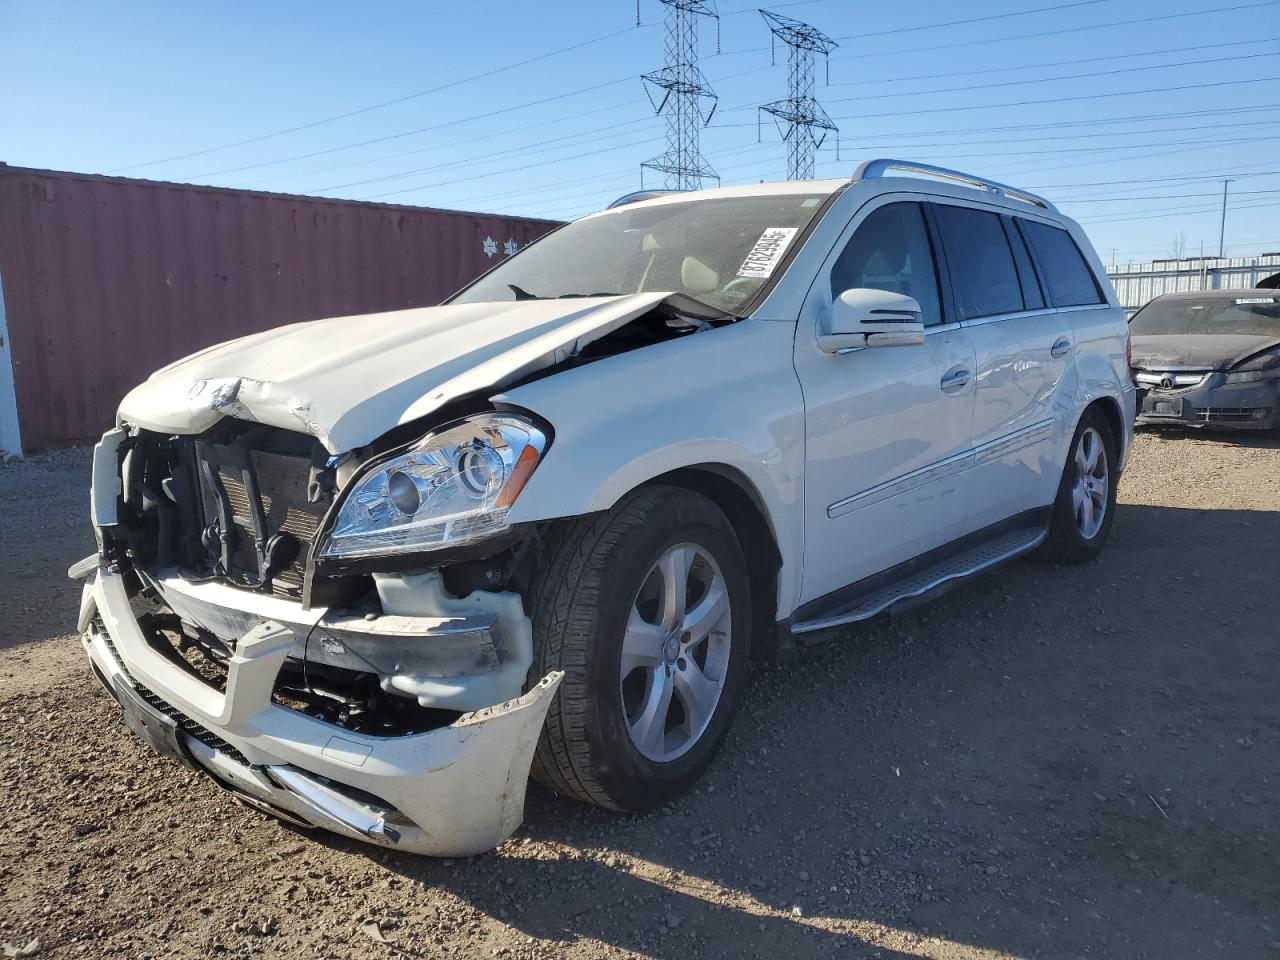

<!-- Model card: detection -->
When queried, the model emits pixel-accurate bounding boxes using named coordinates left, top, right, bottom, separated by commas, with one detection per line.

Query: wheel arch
left=639, top=464, right=789, bottom=662
left=1086, top=394, right=1126, bottom=466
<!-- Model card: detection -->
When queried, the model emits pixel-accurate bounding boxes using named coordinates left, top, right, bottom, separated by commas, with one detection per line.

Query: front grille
left=195, top=440, right=328, bottom=598
left=1134, top=370, right=1209, bottom=391
left=96, top=620, right=251, bottom=768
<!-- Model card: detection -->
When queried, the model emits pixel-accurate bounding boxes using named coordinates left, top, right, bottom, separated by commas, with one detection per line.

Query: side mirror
left=818, top=288, right=925, bottom=354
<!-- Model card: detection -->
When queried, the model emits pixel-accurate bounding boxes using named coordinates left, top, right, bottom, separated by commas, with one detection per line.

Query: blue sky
left=2, top=0, right=1277, bottom=262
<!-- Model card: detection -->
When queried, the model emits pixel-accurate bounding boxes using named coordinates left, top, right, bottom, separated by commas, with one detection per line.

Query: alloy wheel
left=619, top=542, right=732, bottom=763
left=1072, top=426, right=1109, bottom=540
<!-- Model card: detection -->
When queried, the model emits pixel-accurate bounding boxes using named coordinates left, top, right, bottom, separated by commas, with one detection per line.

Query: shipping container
left=0, top=165, right=560, bottom=454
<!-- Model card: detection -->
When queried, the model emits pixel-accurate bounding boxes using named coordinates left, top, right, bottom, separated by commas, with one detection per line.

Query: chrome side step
left=790, top=526, right=1047, bottom=636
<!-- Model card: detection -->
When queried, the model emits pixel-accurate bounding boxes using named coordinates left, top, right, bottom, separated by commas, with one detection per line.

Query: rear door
left=931, top=202, right=1076, bottom=532
left=793, top=197, right=976, bottom=605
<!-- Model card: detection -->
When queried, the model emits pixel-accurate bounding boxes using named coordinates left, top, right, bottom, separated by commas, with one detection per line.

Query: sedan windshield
left=452, top=194, right=830, bottom=315
left=1130, top=295, right=1280, bottom=337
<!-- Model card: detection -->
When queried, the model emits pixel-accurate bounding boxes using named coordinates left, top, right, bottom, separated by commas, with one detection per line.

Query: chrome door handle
left=940, top=368, right=971, bottom=391
left=1050, top=337, right=1072, bottom=358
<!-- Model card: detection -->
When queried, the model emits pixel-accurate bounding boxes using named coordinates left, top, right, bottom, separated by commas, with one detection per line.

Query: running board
left=790, top=526, right=1047, bottom=636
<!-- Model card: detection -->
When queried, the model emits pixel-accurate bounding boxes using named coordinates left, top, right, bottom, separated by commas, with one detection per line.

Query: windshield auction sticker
left=737, top=227, right=799, bottom=279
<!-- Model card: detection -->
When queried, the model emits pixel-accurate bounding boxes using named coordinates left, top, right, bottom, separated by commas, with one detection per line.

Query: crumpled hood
left=1130, top=333, right=1280, bottom=371
left=117, top=293, right=671, bottom=452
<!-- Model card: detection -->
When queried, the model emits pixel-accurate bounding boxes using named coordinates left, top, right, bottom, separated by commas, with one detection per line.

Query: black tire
left=527, top=485, right=752, bottom=811
left=1039, top=406, right=1119, bottom=564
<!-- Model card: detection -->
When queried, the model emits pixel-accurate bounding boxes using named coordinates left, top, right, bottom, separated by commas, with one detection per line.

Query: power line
left=815, top=51, right=1280, bottom=106
left=832, top=0, right=1112, bottom=40
left=828, top=1, right=1280, bottom=62
left=180, top=78, right=636, bottom=181
left=238, top=99, right=647, bottom=189
left=839, top=118, right=1280, bottom=153
left=822, top=75, right=1280, bottom=123
left=108, top=23, right=649, bottom=174
left=308, top=117, right=661, bottom=194
left=836, top=104, right=1280, bottom=141
left=826, top=36, right=1280, bottom=88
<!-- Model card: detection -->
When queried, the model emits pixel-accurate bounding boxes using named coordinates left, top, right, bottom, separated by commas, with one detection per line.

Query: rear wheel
left=527, top=486, right=751, bottom=811
left=1040, top=407, right=1118, bottom=564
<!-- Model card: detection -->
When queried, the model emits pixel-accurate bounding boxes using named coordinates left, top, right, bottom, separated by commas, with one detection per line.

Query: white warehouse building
left=1106, top=254, right=1280, bottom=316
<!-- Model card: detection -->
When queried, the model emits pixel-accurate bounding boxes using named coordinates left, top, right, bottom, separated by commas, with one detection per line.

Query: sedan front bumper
left=1136, top=376, right=1279, bottom=430
left=80, top=568, right=561, bottom=857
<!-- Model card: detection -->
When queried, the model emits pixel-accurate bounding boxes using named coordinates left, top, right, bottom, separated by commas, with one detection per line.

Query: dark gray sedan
left=1131, top=289, right=1280, bottom=430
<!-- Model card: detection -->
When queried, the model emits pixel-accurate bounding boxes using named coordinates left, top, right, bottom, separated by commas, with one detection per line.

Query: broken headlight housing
left=319, top=414, right=548, bottom=559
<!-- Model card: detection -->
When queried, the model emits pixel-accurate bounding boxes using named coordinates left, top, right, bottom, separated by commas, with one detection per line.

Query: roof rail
left=852, top=158, right=1057, bottom=213
left=607, top=189, right=684, bottom=209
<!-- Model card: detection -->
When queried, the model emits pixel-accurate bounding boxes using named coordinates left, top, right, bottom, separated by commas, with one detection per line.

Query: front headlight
left=1225, top=370, right=1265, bottom=384
left=319, top=413, right=548, bottom=559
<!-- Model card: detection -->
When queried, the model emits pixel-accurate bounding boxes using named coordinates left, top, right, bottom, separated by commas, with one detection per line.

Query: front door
left=793, top=198, right=976, bottom=606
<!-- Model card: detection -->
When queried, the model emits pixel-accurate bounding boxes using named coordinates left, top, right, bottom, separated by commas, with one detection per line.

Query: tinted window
left=932, top=205, right=1024, bottom=321
left=830, top=202, right=943, bottom=325
left=1003, top=217, right=1045, bottom=310
left=1019, top=219, right=1104, bottom=307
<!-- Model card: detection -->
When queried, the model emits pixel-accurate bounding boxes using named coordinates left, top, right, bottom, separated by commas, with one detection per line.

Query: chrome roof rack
left=607, top=189, right=684, bottom=209
left=852, top=158, right=1057, bottom=213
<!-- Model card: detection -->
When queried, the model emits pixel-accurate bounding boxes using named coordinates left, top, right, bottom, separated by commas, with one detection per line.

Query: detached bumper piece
left=82, top=569, right=562, bottom=857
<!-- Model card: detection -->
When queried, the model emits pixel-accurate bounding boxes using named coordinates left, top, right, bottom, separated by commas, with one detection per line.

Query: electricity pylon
left=758, top=8, right=838, bottom=181
left=641, top=0, right=721, bottom=190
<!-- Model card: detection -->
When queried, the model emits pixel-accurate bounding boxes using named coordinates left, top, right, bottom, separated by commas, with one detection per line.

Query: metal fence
left=1106, top=254, right=1280, bottom=316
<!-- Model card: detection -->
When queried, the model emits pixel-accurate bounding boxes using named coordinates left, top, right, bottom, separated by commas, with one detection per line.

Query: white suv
left=75, top=159, right=1135, bottom=856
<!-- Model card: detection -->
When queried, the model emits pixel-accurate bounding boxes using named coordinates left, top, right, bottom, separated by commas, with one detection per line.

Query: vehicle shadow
left=325, top=502, right=1280, bottom=959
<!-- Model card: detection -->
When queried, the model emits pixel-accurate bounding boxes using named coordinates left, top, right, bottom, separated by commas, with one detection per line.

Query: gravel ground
left=0, top=429, right=1277, bottom=960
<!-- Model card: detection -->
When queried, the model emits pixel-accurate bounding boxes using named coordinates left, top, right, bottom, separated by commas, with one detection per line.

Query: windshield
left=1130, top=295, right=1280, bottom=337
left=452, top=194, right=830, bottom=314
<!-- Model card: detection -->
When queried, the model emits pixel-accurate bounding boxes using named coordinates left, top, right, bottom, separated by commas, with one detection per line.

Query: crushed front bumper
left=80, top=568, right=561, bottom=857
left=1136, top=377, right=1279, bottom=430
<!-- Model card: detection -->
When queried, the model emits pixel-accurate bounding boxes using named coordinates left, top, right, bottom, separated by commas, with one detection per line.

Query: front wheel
left=527, top=486, right=751, bottom=811
left=1039, top=407, right=1119, bottom=564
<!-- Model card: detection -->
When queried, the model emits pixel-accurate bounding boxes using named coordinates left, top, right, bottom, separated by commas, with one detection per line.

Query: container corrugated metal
left=1107, top=254, right=1280, bottom=315
left=0, top=165, right=559, bottom=453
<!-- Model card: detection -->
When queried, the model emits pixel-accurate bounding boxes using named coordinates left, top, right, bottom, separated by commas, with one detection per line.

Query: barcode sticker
left=737, top=227, right=799, bottom=279
left=1234, top=297, right=1278, bottom=304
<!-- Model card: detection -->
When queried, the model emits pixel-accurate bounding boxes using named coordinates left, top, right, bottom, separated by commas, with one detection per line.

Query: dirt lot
left=1, top=430, right=1277, bottom=960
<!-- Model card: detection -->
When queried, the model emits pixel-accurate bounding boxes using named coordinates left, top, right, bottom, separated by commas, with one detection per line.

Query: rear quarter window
left=1019, top=219, right=1105, bottom=307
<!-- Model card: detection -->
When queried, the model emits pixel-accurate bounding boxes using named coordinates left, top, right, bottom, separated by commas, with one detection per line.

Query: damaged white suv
left=75, top=160, right=1135, bottom=856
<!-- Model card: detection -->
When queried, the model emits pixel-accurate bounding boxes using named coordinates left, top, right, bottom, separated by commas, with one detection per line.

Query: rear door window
left=932, top=205, right=1024, bottom=321
left=1018, top=219, right=1104, bottom=307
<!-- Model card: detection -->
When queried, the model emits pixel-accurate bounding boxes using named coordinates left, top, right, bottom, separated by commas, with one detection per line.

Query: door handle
left=1050, top=336, right=1072, bottom=359
left=940, top=368, right=971, bottom=391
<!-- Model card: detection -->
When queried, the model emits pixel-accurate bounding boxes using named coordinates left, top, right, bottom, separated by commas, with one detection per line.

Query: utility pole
left=641, top=0, right=720, bottom=190
left=1218, top=179, right=1232, bottom=259
left=757, top=9, right=838, bottom=180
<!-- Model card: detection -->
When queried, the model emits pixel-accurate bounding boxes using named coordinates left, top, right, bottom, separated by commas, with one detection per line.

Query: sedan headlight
left=319, top=414, right=548, bottom=559
left=1225, top=370, right=1265, bottom=384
